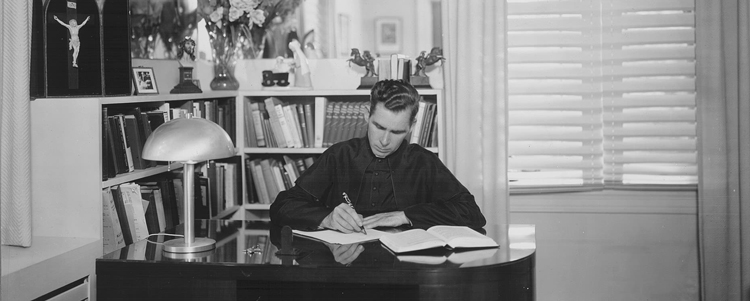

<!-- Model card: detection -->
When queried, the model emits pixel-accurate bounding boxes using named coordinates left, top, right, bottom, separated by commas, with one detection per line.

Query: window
left=507, top=0, right=697, bottom=191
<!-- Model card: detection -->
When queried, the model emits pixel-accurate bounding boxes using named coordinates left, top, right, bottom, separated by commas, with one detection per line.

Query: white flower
left=247, top=9, right=265, bottom=26
left=210, top=6, right=224, bottom=23
left=228, top=6, right=244, bottom=22
left=230, top=0, right=257, bottom=11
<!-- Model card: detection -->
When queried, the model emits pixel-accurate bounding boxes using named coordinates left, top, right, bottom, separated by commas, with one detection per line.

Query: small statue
left=53, top=15, right=90, bottom=68
left=170, top=37, right=202, bottom=93
left=289, top=39, right=312, bottom=88
left=348, top=48, right=378, bottom=77
left=176, top=37, right=196, bottom=67
left=424, top=47, right=446, bottom=67
left=413, top=51, right=428, bottom=77
left=410, top=47, right=445, bottom=89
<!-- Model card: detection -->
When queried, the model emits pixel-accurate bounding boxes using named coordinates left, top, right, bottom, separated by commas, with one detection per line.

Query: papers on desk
left=292, top=229, right=389, bottom=244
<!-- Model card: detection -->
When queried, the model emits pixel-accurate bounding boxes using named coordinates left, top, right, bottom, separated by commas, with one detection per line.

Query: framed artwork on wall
left=132, top=67, right=159, bottom=94
left=375, top=17, right=402, bottom=54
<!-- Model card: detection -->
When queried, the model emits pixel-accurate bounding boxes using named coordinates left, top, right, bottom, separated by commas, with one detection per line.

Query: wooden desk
left=97, top=220, right=535, bottom=301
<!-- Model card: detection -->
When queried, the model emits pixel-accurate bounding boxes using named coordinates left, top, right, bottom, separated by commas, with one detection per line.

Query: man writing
left=270, top=80, right=486, bottom=233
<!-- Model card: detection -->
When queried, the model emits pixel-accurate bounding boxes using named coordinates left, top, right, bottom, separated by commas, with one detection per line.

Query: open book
left=379, top=226, right=498, bottom=253
left=396, top=248, right=498, bottom=265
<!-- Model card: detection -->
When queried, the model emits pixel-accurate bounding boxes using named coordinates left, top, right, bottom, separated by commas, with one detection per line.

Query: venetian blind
left=507, top=0, right=697, bottom=190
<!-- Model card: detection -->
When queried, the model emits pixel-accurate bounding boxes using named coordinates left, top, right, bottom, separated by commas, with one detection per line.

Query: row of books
left=200, top=160, right=241, bottom=216
left=409, top=101, right=439, bottom=147
left=245, top=156, right=315, bottom=204
left=102, top=179, right=182, bottom=254
left=102, top=99, right=235, bottom=180
left=245, top=97, right=438, bottom=149
left=102, top=165, right=239, bottom=254
left=377, top=54, right=413, bottom=81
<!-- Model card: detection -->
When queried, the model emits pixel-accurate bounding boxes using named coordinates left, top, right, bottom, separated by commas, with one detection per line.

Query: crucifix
left=53, top=0, right=86, bottom=89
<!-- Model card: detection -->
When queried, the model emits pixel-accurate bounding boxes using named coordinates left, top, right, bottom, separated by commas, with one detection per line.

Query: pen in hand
left=342, top=192, right=367, bottom=235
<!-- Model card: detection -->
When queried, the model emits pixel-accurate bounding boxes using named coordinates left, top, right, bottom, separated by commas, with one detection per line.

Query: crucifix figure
left=53, top=15, right=90, bottom=68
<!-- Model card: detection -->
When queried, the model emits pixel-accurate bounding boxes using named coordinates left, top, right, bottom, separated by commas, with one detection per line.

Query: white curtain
left=697, top=0, right=750, bottom=299
left=0, top=0, right=32, bottom=247
left=442, top=0, right=508, bottom=225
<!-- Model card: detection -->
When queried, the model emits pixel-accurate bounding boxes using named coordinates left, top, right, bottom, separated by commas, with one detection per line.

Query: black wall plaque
left=102, top=0, right=132, bottom=96
left=45, top=0, right=103, bottom=97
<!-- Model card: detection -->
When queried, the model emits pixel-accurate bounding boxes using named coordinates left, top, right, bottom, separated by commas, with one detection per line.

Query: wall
left=510, top=190, right=699, bottom=300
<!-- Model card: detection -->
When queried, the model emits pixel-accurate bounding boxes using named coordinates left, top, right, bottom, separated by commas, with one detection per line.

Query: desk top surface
left=99, top=220, right=534, bottom=268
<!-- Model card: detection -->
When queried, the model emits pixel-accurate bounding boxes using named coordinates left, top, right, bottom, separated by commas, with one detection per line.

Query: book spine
left=264, top=97, right=288, bottom=148
left=244, top=99, right=258, bottom=148
left=295, top=104, right=309, bottom=148
left=303, top=103, right=315, bottom=148
left=250, top=103, right=266, bottom=147
left=410, top=101, right=426, bottom=144
left=277, top=104, right=296, bottom=148
left=314, top=97, right=327, bottom=148
left=116, top=115, right=135, bottom=172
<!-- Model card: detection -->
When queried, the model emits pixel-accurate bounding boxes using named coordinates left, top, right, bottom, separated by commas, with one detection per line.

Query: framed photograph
left=375, top=17, right=402, bottom=54
left=131, top=67, right=158, bottom=94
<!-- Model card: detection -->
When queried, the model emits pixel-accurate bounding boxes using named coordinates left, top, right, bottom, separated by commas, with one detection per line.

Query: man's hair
left=369, top=80, right=420, bottom=123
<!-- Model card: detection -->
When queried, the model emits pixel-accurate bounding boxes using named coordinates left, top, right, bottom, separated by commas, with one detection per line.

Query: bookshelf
left=238, top=89, right=444, bottom=219
left=21, top=91, right=242, bottom=300
left=17, top=87, right=442, bottom=299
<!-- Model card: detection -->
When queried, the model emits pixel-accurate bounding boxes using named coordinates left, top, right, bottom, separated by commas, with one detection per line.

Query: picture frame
left=131, top=66, right=158, bottom=94
left=374, top=17, right=402, bottom=54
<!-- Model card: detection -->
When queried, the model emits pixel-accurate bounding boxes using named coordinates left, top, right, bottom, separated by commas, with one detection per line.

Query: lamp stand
left=163, top=163, right=216, bottom=253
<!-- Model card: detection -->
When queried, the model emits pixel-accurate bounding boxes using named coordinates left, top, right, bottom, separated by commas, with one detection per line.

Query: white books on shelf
left=249, top=159, right=270, bottom=204
left=314, top=97, right=328, bottom=148
left=282, top=105, right=303, bottom=148
left=119, top=183, right=150, bottom=241
left=271, top=164, right=285, bottom=191
left=275, top=104, right=296, bottom=148
left=264, top=97, right=288, bottom=148
left=102, top=188, right=126, bottom=254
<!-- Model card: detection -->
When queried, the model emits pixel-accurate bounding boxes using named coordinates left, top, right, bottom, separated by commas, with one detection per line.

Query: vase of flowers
left=198, top=0, right=302, bottom=90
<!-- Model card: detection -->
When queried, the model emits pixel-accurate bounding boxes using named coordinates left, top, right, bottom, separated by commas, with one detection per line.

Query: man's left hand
left=363, top=211, right=410, bottom=229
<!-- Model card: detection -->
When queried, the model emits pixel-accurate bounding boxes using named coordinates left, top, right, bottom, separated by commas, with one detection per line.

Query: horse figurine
left=348, top=48, right=378, bottom=77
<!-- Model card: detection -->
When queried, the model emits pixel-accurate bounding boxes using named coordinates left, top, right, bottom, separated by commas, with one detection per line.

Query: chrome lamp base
left=163, top=237, right=216, bottom=253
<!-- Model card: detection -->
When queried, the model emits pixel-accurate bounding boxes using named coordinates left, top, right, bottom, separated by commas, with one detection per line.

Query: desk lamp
left=142, top=114, right=235, bottom=253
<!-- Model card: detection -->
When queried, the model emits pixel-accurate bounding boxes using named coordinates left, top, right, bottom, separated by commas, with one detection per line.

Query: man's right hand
left=319, top=203, right=364, bottom=233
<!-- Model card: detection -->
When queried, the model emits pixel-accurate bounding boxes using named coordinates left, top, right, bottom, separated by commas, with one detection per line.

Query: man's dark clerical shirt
left=269, top=137, right=486, bottom=230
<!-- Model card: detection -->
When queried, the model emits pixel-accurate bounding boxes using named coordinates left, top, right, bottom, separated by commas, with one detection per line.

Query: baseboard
left=510, top=190, right=698, bottom=215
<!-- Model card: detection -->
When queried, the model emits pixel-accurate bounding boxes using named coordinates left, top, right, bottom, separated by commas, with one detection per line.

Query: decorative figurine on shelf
left=289, top=39, right=312, bottom=88
left=261, top=57, right=291, bottom=87
left=410, top=47, right=445, bottom=88
left=53, top=15, right=90, bottom=68
left=348, top=48, right=378, bottom=89
left=171, top=37, right=202, bottom=94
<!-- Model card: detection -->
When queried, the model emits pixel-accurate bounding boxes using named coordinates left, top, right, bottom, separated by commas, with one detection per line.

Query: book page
left=447, top=248, right=498, bottom=265
left=379, top=229, right=446, bottom=253
left=293, top=229, right=388, bottom=245
left=427, top=226, right=499, bottom=249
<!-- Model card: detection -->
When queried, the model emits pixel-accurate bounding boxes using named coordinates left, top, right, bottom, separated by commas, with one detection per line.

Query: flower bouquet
left=197, top=0, right=301, bottom=90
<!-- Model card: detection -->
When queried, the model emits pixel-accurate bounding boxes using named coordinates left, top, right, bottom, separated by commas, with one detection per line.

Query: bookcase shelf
left=101, top=163, right=183, bottom=187
left=98, top=90, right=238, bottom=105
